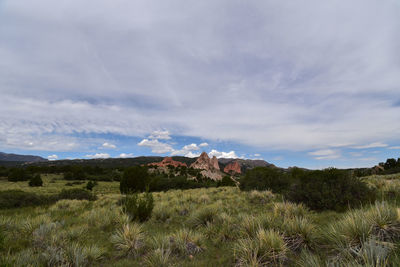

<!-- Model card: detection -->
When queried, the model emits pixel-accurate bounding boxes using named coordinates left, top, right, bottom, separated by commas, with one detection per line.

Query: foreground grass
left=0, top=174, right=400, bottom=266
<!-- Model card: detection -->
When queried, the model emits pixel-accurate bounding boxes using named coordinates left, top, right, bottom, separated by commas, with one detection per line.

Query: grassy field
left=1, top=174, right=400, bottom=266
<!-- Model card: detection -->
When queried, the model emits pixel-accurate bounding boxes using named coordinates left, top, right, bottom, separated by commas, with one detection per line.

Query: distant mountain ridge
left=0, top=152, right=47, bottom=162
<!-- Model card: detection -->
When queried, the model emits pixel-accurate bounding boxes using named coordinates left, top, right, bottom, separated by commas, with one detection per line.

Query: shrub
left=29, top=174, right=43, bottom=187
left=120, top=166, right=149, bottom=193
left=286, top=168, right=376, bottom=211
left=58, top=188, right=97, bottom=201
left=7, top=168, right=32, bottom=182
left=120, top=192, right=154, bottom=222
left=111, top=223, right=145, bottom=257
left=239, top=167, right=290, bottom=193
left=0, top=190, right=50, bottom=208
left=218, top=175, right=236, bottom=187
left=85, top=181, right=97, bottom=191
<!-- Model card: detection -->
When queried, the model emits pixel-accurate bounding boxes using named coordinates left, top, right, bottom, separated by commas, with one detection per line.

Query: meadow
left=1, top=173, right=400, bottom=266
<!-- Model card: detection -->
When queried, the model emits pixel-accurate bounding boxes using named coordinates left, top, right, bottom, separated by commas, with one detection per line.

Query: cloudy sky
left=1, top=0, right=400, bottom=168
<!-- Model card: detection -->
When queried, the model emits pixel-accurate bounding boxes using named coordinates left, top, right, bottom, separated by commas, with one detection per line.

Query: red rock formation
left=210, top=156, right=220, bottom=171
left=224, top=161, right=241, bottom=174
left=149, top=157, right=187, bottom=168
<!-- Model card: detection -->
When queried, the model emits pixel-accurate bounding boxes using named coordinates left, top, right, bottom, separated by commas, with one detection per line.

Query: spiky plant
left=198, top=194, right=211, bottom=204
left=152, top=204, right=173, bottom=222
left=248, top=190, right=275, bottom=204
left=110, top=223, right=145, bottom=257
left=234, top=228, right=288, bottom=266
left=296, top=250, right=325, bottom=267
left=349, top=238, right=393, bottom=267
left=366, top=202, right=400, bottom=242
left=170, top=228, right=203, bottom=256
left=282, top=216, right=317, bottom=251
left=273, top=202, right=308, bottom=219
left=187, top=205, right=219, bottom=228
left=238, top=215, right=262, bottom=238
left=144, top=247, right=172, bottom=267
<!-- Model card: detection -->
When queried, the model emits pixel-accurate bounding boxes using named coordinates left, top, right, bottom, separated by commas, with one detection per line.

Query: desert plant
left=121, top=192, right=154, bottom=222
left=282, top=216, right=317, bottom=251
left=272, top=202, right=309, bottom=218
left=170, top=228, right=203, bottom=256
left=248, top=190, right=275, bottom=204
left=234, top=228, right=288, bottom=266
left=152, top=204, right=173, bottom=222
left=144, top=247, right=172, bottom=267
left=58, top=188, right=96, bottom=201
left=85, top=180, right=96, bottom=191
left=187, top=205, right=219, bottom=228
left=29, top=174, right=43, bottom=187
left=366, top=202, right=400, bottom=242
left=111, top=223, right=145, bottom=257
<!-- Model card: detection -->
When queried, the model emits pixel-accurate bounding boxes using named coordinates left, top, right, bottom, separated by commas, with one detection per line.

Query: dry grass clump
left=238, top=214, right=262, bottom=238
left=187, top=205, right=220, bottom=228
left=170, top=228, right=203, bottom=256
left=367, top=202, right=400, bottom=242
left=273, top=202, right=309, bottom=218
left=49, top=199, right=89, bottom=212
left=152, top=204, right=173, bottom=222
left=204, top=212, right=240, bottom=242
left=110, top=223, right=145, bottom=257
left=248, top=190, right=275, bottom=204
left=234, top=228, right=288, bottom=266
left=144, top=247, right=172, bottom=267
left=281, top=216, right=317, bottom=251
left=198, top=194, right=211, bottom=204
left=81, top=206, right=122, bottom=229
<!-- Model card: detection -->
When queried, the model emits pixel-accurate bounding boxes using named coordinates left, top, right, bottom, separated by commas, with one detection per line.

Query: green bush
left=239, top=167, right=290, bottom=193
left=29, top=174, right=43, bottom=187
left=86, top=181, right=97, bottom=191
left=218, top=175, right=236, bottom=187
left=0, top=190, right=51, bottom=208
left=120, top=166, right=149, bottom=193
left=120, top=192, right=154, bottom=222
left=286, top=168, right=376, bottom=211
left=58, top=188, right=97, bottom=201
left=7, top=168, right=32, bottom=182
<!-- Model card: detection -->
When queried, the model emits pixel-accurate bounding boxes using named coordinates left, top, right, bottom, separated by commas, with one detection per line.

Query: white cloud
left=254, top=153, right=261, bottom=157
left=351, top=142, right=388, bottom=149
left=148, top=130, right=171, bottom=140
left=171, top=143, right=200, bottom=157
left=85, top=153, right=111, bottom=159
left=47, top=154, right=58, bottom=160
left=389, top=146, right=400, bottom=150
left=308, top=149, right=341, bottom=160
left=199, top=143, right=209, bottom=147
left=209, top=149, right=238, bottom=159
left=185, top=151, right=201, bottom=158
left=102, top=142, right=116, bottom=149
left=119, top=153, right=134, bottom=158
left=137, top=139, right=174, bottom=153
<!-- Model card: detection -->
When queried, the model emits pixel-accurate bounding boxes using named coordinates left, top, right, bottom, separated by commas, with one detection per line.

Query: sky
left=1, top=0, right=400, bottom=169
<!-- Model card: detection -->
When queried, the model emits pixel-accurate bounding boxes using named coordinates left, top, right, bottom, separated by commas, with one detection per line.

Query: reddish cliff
left=149, top=157, right=187, bottom=168
left=224, top=161, right=241, bottom=174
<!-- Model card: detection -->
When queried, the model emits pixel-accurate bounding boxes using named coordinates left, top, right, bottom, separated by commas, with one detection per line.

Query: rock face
left=210, top=156, right=220, bottom=171
left=190, top=152, right=219, bottom=171
left=190, top=152, right=222, bottom=180
left=149, top=157, right=187, bottom=168
left=224, top=161, right=241, bottom=174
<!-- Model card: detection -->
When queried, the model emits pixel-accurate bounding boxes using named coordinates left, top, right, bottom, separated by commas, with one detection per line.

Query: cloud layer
left=1, top=0, right=400, bottom=166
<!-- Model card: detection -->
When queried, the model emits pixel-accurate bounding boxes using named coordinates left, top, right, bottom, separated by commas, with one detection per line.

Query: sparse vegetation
left=0, top=171, right=400, bottom=266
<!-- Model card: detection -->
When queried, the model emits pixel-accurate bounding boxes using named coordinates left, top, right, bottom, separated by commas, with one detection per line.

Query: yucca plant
left=282, top=216, right=317, bottom=251
left=187, top=205, right=219, bottom=228
left=234, top=228, right=288, bottom=266
left=366, top=202, right=400, bottom=242
left=349, top=238, right=393, bottom=267
left=152, top=204, right=173, bottom=222
left=248, top=190, right=275, bottom=204
left=238, top=214, right=262, bottom=238
left=144, top=247, right=172, bottom=267
left=273, top=202, right=308, bottom=219
left=170, top=228, right=203, bottom=256
left=296, top=250, right=325, bottom=267
left=110, top=223, right=145, bottom=257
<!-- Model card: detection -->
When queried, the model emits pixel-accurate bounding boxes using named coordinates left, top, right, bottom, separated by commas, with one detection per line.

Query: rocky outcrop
left=190, top=152, right=222, bottom=180
left=149, top=157, right=187, bottom=168
left=210, top=156, right=220, bottom=171
left=224, top=161, right=241, bottom=174
left=190, top=152, right=217, bottom=170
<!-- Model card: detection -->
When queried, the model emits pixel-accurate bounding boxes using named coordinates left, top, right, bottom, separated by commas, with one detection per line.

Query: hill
left=0, top=152, right=47, bottom=162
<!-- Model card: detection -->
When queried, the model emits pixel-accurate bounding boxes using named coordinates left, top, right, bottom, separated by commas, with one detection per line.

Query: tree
left=8, top=168, right=32, bottom=182
left=286, top=168, right=376, bottom=211
left=29, top=174, right=43, bottom=187
left=120, top=166, right=149, bottom=193
left=239, top=167, right=290, bottom=193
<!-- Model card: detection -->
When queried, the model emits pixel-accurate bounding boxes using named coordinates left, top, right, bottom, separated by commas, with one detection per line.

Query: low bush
left=120, top=166, right=150, bottom=193
left=286, top=168, right=376, bottom=211
left=29, top=174, right=43, bottom=187
left=86, top=181, right=97, bottom=191
left=7, top=168, right=32, bottom=182
left=58, top=188, right=97, bottom=201
left=0, top=190, right=51, bottom=208
left=120, top=192, right=154, bottom=222
left=218, top=176, right=236, bottom=187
